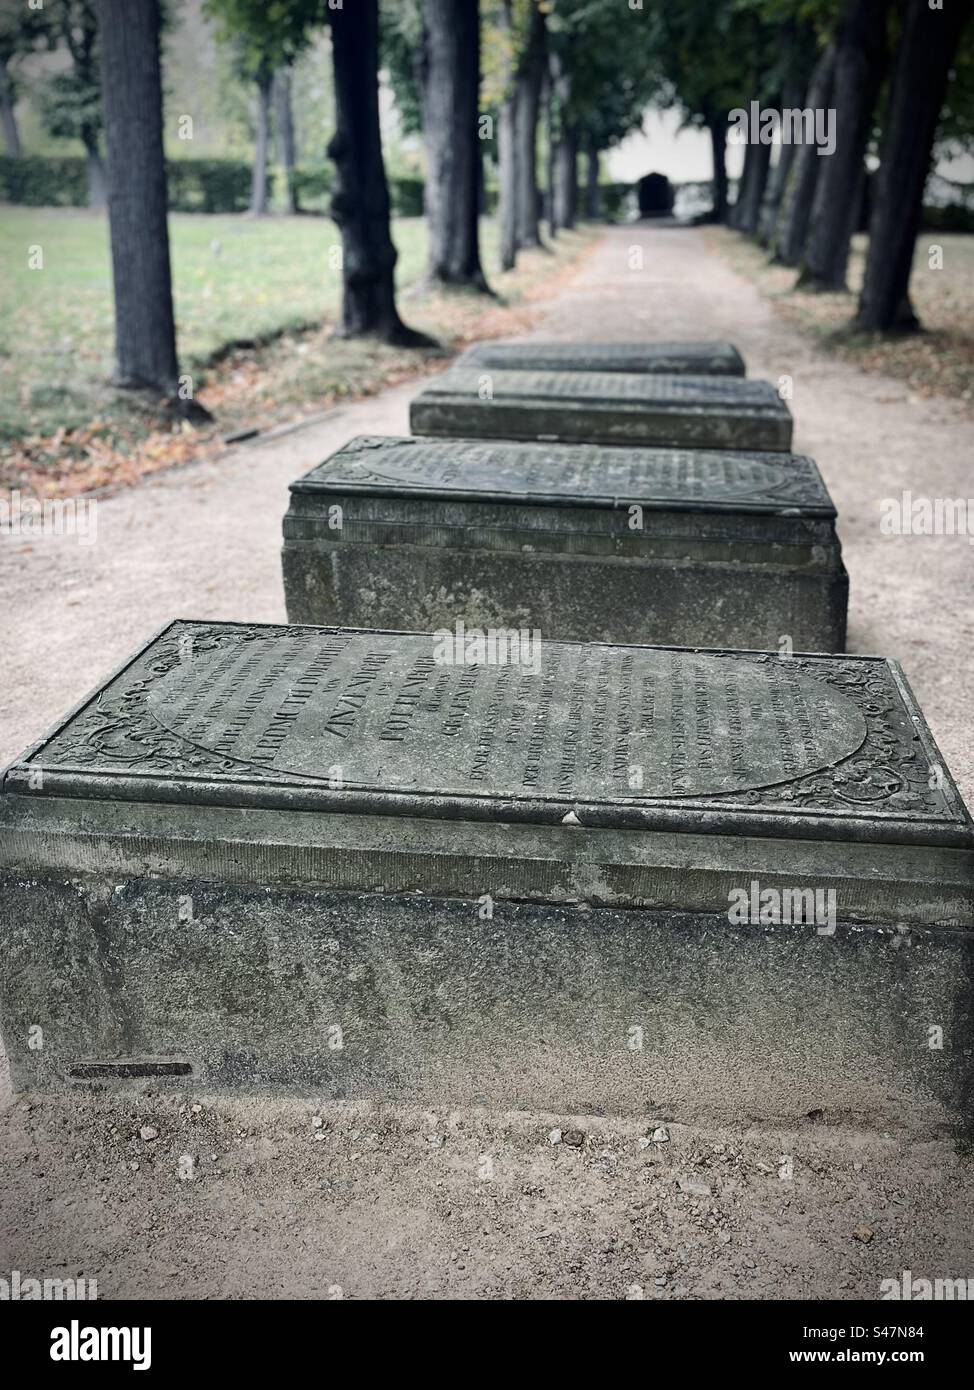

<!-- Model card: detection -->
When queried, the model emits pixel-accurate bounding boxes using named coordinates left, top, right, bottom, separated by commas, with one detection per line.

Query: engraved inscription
left=144, top=632, right=867, bottom=801
left=313, top=436, right=812, bottom=506
left=429, top=369, right=779, bottom=407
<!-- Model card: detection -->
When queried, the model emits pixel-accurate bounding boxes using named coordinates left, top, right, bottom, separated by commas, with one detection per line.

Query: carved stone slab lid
left=4, top=622, right=970, bottom=849
left=291, top=435, right=834, bottom=516
left=456, top=340, right=746, bottom=375
left=414, top=368, right=789, bottom=413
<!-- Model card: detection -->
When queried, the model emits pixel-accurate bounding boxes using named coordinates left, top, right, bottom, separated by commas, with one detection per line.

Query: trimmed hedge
left=291, top=164, right=333, bottom=211
left=0, top=154, right=89, bottom=206
left=389, top=174, right=424, bottom=217
left=922, top=203, right=974, bottom=234
left=598, top=182, right=634, bottom=221
left=0, top=155, right=440, bottom=219
left=0, top=154, right=264, bottom=213
left=167, top=159, right=256, bottom=213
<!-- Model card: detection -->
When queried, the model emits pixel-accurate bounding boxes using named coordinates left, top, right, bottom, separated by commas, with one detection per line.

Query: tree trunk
left=731, top=138, right=772, bottom=234
left=798, top=0, right=891, bottom=290
left=856, top=0, right=973, bottom=331
left=544, top=62, right=557, bottom=236
left=497, top=0, right=517, bottom=270
left=250, top=72, right=272, bottom=216
left=553, top=123, right=578, bottom=230
left=422, top=0, right=490, bottom=289
left=0, top=58, right=21, bottom=157
left=95, top=0, right=181, bottom=400
left=584, top=136, right=600, bottom=219
left=770, top=44, right=837, bottom=265
left=274, top=66, right=298, bottom=215
left=739, top=140, right=772, bottom=235
left=498, top=92, right=518, bottom=269
left=758, top=82, right=804, bottom=245
left=513, top=1, right=545, bottom=250
left=549, top=52, right=577, bottom=233
left=707, top=116, right=728, bottom=223
left=327, top=0, right=432, bottom=345
left=82, top=125, right=107, bottom=209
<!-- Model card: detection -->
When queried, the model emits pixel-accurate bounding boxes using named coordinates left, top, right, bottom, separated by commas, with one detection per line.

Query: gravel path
left=1, top=224, right=972, bottom=1300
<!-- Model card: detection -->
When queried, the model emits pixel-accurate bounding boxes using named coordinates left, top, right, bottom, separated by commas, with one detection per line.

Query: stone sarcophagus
left=1, top=621, right=971, bottom=1129
left=409, top=368, right=793, bottom=451
left=282, top=435, right=848, bottom=651
left=453, top=340, right=746, bottom=376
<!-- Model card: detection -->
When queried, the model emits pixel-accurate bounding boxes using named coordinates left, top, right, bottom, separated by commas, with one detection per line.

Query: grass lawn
left=0, top=207, right=432, bottom=440
left=705, top=226, right=974, bottom=405
left=0, top=207, right=592, bottom=496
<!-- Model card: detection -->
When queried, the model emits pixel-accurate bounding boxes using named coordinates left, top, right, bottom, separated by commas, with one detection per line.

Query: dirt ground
left=1, top=224, right=973, bottom=1299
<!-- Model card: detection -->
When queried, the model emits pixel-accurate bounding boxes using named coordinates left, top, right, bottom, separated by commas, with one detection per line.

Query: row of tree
left=9, top=0, right=972, bottom=413
left=653, top=0, right=974, bottom=331
left=0, top=0, right=308, bottom=216
left=29, top=0, right=658, bottom=405
left=1, top=1, right=106, bottom=205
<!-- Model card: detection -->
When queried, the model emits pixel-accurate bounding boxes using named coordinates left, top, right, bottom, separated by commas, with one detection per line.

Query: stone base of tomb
left=2, top=623, right=970, bottom=1131
left=454, top=340, right=747, bottom=376
left=2, top=824, right=970, bottom=1131
left=282, top=540, right=850, bottom=652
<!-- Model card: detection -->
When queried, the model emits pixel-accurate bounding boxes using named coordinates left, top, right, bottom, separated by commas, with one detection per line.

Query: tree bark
left=731, top=138, right=772, bottom=235
left=327, top=0, right=432, bottom=345
left=856, top=0, right=973, bottom=331
left=422, top=0, right=490, bottom=289
left=513, top=1, right=545, bottom=250
left=583, top=135, right=600, bottom=219
left=770, top=44, right=836, bottom=265
left=798, top=0, right=891, bottom=290
left=95, top=0, right=181, bottom=400
left=553, top=123, right=578, bottom=230
left=758, top=82, right=804, bottom=245
left=497, top=0, right=518, bottom=270
left=274, top=65, right=298, bottom=215
left=549, top=52, right=576, bottom=232
left=544, top=61, right=557, bottom=236
left=0, top=58, right=21, bottom=157
left=83, top=130, right=107, bottom=209
left=707, top=116, right=728, bottom=223
left=743, top=141, right=772, bottom=235
left=250, top=71, right=272, bottom=216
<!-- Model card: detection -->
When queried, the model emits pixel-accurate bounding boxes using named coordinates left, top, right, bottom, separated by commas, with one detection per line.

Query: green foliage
left=598, top=181, right=634, bottom=222
left=647, top=0, right=833, bottom=129
left=37, top=66, right=101, bottom=144
left=545, top=0, right=660, bottom=150
left=936, top=24, right=974, bottom=153
left=290, top=164, right=334, bottom=212
left=922, top=202, right=974, bottom=234
left=0, top=1, right=56, bottom=65
left=167, top=158, right=259, bottom=211
left=0, top=153, right=89, bottom=205
left=204, top=0, right=322, bottom=83
left=380, top=0, right=425, bottom=136
left=389, top=174, right=425, bottom=217
left=36, top=0, right=102, bottom=149
left=0, top=153, right=262, bottom=212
